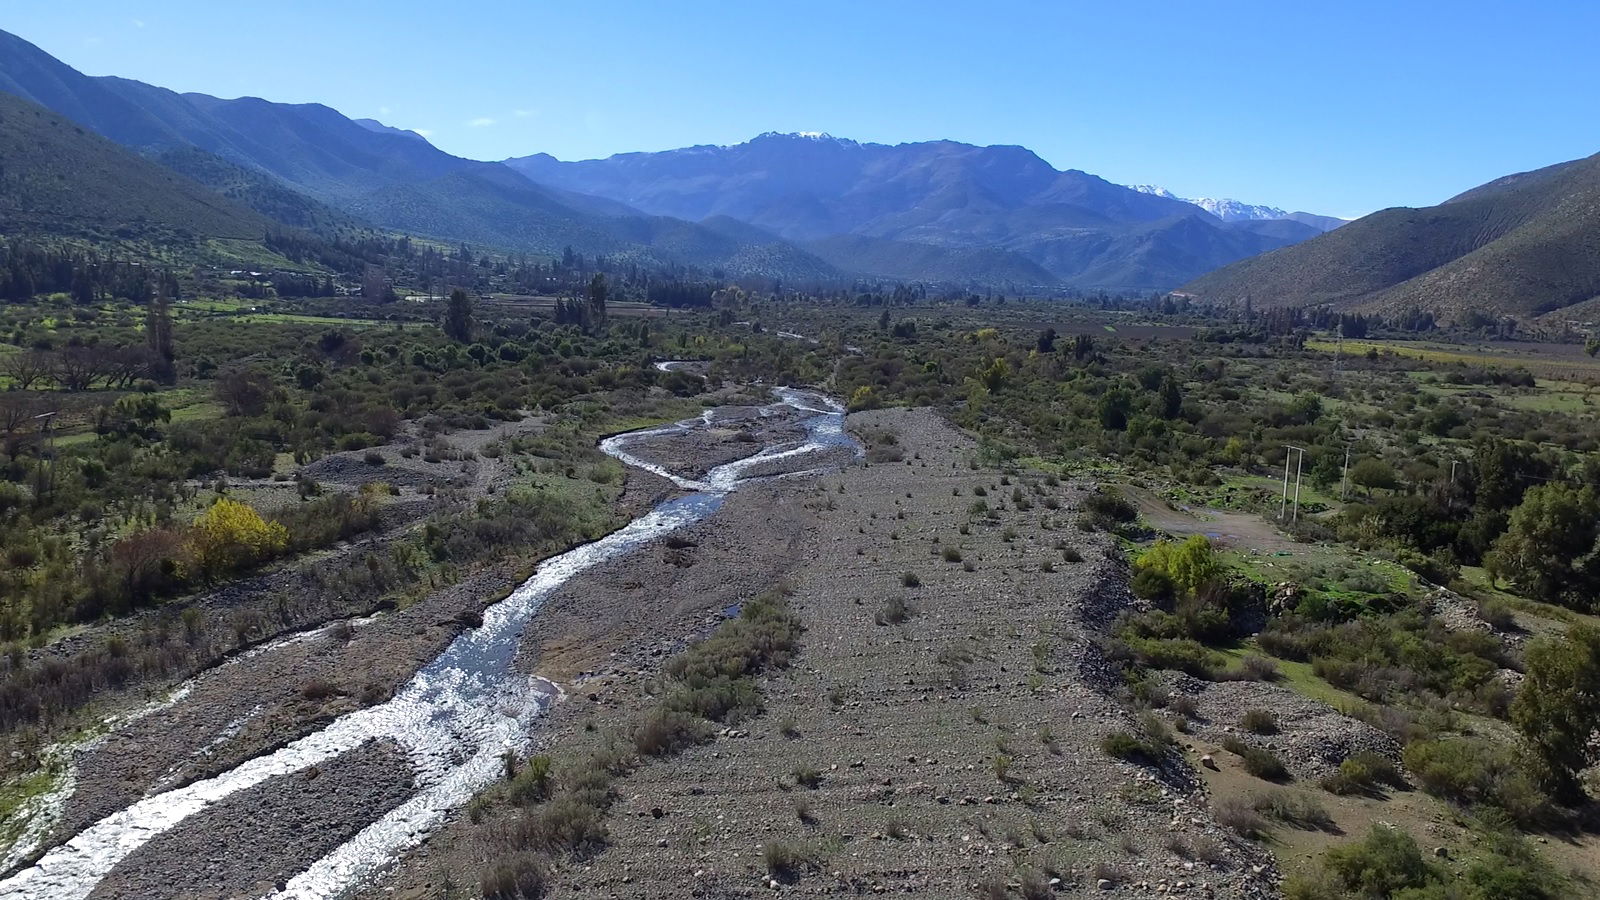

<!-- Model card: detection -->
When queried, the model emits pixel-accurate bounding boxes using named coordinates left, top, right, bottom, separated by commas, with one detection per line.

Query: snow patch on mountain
left=1128, top=184, right=1290, bottom=221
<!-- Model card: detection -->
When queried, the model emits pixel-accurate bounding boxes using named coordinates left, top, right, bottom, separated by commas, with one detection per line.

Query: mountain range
left=0, top=27, right=1354, bottom=291
left=507, top=133, right=1348, bottom=289
left=1180, top=151, right=1600, bottom=323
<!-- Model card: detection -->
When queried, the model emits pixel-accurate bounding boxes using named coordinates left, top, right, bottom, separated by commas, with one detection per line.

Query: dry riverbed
left=373, top=408, right=1281, bottom=899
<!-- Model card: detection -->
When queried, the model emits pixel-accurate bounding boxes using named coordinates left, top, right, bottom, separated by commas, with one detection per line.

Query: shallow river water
left=0, top=386, right=854, bottom=900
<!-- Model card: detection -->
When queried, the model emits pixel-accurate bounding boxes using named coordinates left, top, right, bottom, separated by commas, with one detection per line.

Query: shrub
left=1018, top=868, right=1052, bottom=900
left=634, top=707, right=708, bottom=756
left=942, top=547, right=963, bottom=562
left=1323, top=825, right=1433, bottom=897
left=480, top=853, right=547, bottom=899
left=1136, top=535, right=1222, bottom=596
left=1222, top=736, right=1289, bottom=781
left=901, top=571, right=921, bottom=587
left=763, top=839, right=815, bottom=878
left=1061, top=546, right=1083, bottom=563
left=1213, top=796, right=1269, bottom=839
left=1222, top=654, right=1280, bottom=682
left=1241, top=708, right=1279, bottom=734
left=189, top=497, right=289, bottom=578
left=1402, top=736, right=1554, bottom=826
left=1252, top=789, right=1335, bottom=831
left=363, top=450, right=385, bottom=466
left=1131, top=568, right=1176, bottom=604
left=1319, top=751, right=1401, bottom=796
left=875, top=596, right=912, bottom=625
left=1084, top=490, right=1137, bottom=527
left=1101, top=712, right=1174, bottom=765
left=507, top=755, right=553, bottom=805
left=525, top=796, right=608, bottom=855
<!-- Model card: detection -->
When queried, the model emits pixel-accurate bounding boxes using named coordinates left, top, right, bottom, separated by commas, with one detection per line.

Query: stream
left=0, top=386, right=855, bottom=900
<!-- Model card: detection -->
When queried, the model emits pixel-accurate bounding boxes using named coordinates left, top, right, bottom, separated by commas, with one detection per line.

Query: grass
left=0, top=762, right=66, bottom=851
left=1308, top=338, right=1600, bottom=379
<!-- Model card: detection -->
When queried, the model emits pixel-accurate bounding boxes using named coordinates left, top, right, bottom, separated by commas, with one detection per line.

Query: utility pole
left=1280, top=449, right=1292, bottom=521
left=33, top=410, right=57, bottom=501
left=1282, top=445, right=1307, bottom=522
left=1340, top=446, right=1351, bottom=501
left=1286, top=445, right=1299, bottom=522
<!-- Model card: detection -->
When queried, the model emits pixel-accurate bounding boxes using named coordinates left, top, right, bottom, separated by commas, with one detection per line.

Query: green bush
left=1402, top=737, right=1554, bottom=827
left=1319, top=751, right=1402, bottom=797
left=1222, top=736, right=1289, bottom=781
left=1241, top=708, right=1279, bottom=734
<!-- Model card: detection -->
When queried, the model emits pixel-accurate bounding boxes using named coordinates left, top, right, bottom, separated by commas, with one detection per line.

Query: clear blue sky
left=8, top=1, right=1598, bottom=218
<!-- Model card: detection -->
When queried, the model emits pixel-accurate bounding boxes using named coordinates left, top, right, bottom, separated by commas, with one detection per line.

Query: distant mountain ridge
left=1127, top=184, right=1346, bottom=232
left=0, top=26, right=1342, bottom=290
left=0, top=29, right=838, bottom=281
left=506, top=133, right=1333, bottom=290
left=1179, top=151, right=1600, bottom=322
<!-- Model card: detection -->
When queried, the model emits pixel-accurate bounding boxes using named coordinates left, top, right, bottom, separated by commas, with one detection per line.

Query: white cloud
left=132, top=18, right=146, bottom=28
left=414, top=129, right=434, bottom=137
left=513, top=109, right=534, bottom=118
left=379, top=105, right=392, bottom=116
left=468, top=117, right=496, bottom=127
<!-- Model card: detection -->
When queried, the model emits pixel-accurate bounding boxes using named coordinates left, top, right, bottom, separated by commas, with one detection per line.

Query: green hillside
left=0, top=91, right=270, bottom=249
left=1180, top=152, right=1600, bottom=322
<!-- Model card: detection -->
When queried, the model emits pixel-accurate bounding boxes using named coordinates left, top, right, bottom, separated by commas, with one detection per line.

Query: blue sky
left=7, top=1, right=1598, bottom=218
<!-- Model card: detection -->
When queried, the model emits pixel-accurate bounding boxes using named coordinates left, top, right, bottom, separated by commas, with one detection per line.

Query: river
left=0, top=386, right=856, bottom=900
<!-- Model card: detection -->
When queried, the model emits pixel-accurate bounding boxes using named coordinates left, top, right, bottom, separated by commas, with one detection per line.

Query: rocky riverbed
left=373, top=407, right=1284, bottom=899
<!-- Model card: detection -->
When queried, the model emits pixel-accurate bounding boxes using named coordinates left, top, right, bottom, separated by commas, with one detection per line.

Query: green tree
left=1512, top=626, right=1600, bottom=803
left=586, top=273, right=609, bottom=332
left=443, top=288, right=474, bottom=343
left=145, top=287, right=176, bottom=384
left=1157, top=374, right=1183, bottom=419
left=1098, top=388, right=1130, bottom=431
left=1486, top=483, right=1600, bottom=606
left=1350, top=458, right=1398, bottom=494
left=1136, top=535, right=1221, bottom=596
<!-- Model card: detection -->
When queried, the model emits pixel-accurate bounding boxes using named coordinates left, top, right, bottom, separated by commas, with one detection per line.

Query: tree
left=53, top=346, right=109, bottom=392
left=215, top=367, right=274, bottom=417
left=146, top=287, right=176, bottom=384
left=1350, top=458, right=1398, bottom=494
left=1036, top=328, right=1057, bottom=353
left=189, top=498, right=288, bottom=580
left=586, top=274, right=609, bottom=332
left=1486, top=483, right=1600, bottom=606
left=1157, top=375, right=1183, bottom=419
left=1512, top=626, right=1600, bottom=802
left=1136, top=535, right=1222, bottom=596
left=1, top=350, right=53, bottom=390
left=443, top=289, right=475, bottom=343
left=1098, top=388, right=1130, bottom=431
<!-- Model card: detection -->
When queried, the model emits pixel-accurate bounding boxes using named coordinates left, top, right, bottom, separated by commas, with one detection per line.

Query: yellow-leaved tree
left=189, top=498, right=288, bottom=579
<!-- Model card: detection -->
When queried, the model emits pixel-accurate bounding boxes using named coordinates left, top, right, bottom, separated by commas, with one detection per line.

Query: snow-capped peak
left=1128, top=184, right=1179, bottom=200
left=1130, top=184, right=1288, bottom=222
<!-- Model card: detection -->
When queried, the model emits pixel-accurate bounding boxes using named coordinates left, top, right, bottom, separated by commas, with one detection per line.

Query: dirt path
left=1118, top=484, right=1300, bottom=553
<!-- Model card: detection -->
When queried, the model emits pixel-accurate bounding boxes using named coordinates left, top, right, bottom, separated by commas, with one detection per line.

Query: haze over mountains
left=0, top=27, right=1348, bottom=292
